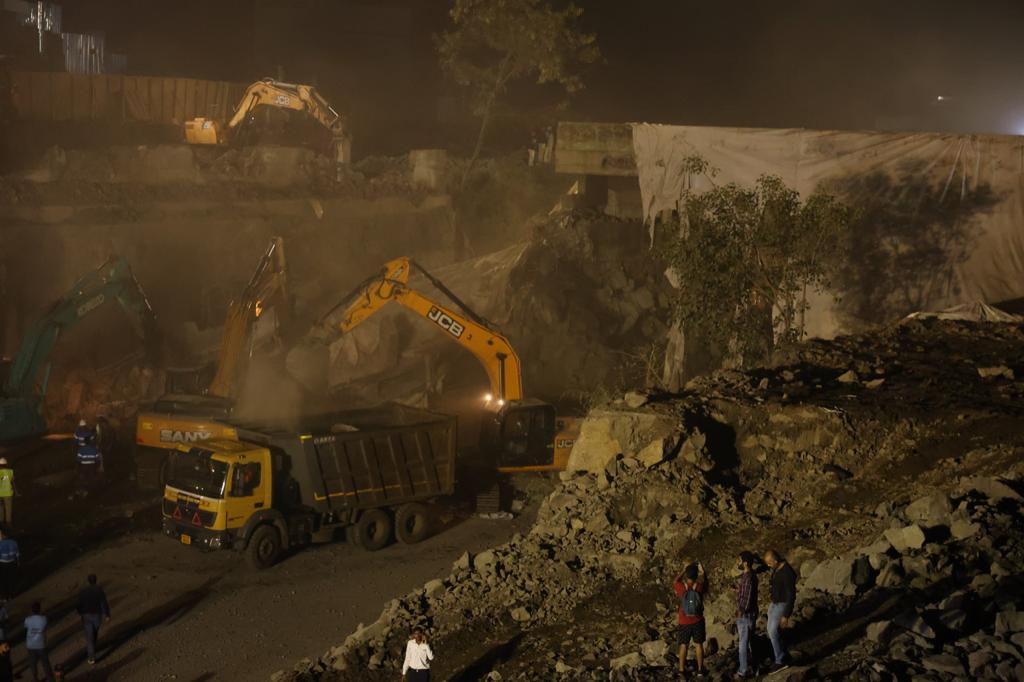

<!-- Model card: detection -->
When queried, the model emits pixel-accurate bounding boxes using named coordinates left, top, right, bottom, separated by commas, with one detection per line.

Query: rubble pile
left=277, top=318, right=1024, bottom=681
left=322, top=210, right=673, bottom=410
left=807, top=478, right=1024, bottom=681
left=44, top=362, right=164, bottom=432
left=504, top=211, right=673, bottom=404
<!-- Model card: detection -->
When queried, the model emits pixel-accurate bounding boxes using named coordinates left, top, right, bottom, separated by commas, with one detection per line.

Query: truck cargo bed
left=232, top=403, right=457, bottom=513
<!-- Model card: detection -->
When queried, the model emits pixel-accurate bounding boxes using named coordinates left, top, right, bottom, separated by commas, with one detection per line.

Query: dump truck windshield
left=166, top=451, right=228, bottom=498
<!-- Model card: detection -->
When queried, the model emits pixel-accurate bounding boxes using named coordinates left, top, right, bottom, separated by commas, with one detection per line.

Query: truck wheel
left=345, top=523, right=362, bottom=548
left=247, top=525, right=281, bottom=569
left=354, top=509, right=392, bottom=551
left=395, top=503, right=433, bottom=545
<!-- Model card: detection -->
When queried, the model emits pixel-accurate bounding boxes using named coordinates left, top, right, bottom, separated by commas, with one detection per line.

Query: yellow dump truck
left=161, top=403, right=456, bottom=568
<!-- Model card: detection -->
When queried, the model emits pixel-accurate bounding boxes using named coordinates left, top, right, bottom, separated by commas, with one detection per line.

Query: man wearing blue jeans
left=764, top=549, right=797, bottom=672
left=77, top=573, right=111, bottom=664
left=732, top=551, right=758, bottom=679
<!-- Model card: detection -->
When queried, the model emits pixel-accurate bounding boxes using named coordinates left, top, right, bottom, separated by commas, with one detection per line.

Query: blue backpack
left=681, top=582, right=704, bottom=617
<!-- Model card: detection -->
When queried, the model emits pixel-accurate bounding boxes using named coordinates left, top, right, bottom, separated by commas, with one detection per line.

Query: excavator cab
left=480, top=401, right=559, bottom=472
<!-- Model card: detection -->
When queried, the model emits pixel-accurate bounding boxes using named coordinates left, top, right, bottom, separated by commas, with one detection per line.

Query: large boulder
left=566, top=408, right=681, bottom=473
left=609, top=652, right=643, bottom=671
left=804, top=558, right=855, bottom=595
left=959, top=476, right=1023, bottom=502
left=904, top=493, right=952, bottom=527
left=884, top=524, right=926, bottom=552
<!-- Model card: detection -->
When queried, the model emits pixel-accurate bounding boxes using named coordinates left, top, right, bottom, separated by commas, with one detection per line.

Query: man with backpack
left=673, top=560, right=708, bottom=678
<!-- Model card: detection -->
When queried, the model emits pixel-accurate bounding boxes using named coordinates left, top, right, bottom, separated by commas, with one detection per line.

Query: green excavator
left=0, top=256, right=159, bottom=442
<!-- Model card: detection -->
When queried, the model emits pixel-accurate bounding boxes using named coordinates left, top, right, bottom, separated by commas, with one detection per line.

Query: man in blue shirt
left=0, top=531, right=17, bottom=601
left=73, top=419, right=95, bottom=448
left=24, top=601, right=53, bottom=681
left=76, top=442, right=103, bottom=497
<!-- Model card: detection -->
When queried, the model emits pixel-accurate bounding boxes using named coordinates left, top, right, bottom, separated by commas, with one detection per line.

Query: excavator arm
left=311, top=257, right=524, bottom=402
left=206, top=237, right=289, bottom=399
left=185, top=79, right=347, bottom=163
left=223, top=80, right=343, bottom=137
left=305, top=256, right=582, bottom=476
left=1, top=256, right=159, bottom=441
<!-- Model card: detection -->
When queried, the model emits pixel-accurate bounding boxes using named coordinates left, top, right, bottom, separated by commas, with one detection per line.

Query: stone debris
left=275, top=319, right=1024, bottom=681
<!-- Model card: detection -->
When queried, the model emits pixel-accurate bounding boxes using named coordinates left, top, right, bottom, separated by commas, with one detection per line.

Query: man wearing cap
left=0, top=460, right=13, bottom=527
left=73, top=420, right=94, bottom=448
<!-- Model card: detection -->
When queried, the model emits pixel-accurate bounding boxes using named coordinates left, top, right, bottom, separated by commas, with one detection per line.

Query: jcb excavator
left=304, top=257, right=580, bottom=474
left=133, top=237, right=290, bottom=488
left=184, top=78, right=350, bottom=165
left=0, top=257, right=158, bottom=442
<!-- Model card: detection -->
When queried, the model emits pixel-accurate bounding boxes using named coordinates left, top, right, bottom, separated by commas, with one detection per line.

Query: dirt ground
left=0, top=447, right=541, bottom=682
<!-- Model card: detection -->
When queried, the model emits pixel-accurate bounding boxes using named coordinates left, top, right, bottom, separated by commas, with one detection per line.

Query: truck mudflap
left=162, top=518, right=233, bottom=551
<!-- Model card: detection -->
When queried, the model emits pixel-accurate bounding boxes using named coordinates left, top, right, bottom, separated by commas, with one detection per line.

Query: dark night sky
left=56, top=0, right=1024, bottom=140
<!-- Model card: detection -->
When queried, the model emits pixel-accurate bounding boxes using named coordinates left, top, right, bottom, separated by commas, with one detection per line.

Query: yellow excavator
left=304, top=256, right=581, bottom=474
left=133, top=237, right=290, bottom=489
left=184, top=78, right=350, bottom=165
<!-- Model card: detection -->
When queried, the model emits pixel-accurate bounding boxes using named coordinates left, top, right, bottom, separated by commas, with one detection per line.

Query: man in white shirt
left=401, top=627, right=434, bottom=682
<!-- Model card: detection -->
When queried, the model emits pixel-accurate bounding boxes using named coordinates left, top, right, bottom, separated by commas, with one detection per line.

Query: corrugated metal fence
left=10, top=71, right=246, bottom=124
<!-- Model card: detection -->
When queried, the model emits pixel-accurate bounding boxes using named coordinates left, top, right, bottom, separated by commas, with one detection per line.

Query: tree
left=437, top=0, right=599, bottom=187
left=666, top=157, right=851, bottom=367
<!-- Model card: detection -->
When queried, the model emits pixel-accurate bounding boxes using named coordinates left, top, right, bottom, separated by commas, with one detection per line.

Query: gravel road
left=4, top=511, right=532, bottom=681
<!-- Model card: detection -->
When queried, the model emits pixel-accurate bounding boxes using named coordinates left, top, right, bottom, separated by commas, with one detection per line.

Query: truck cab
left=162, top=440, right=279, bottom=559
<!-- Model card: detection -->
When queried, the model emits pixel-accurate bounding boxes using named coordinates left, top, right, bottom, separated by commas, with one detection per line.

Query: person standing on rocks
left=764, top=549, right=796, bottom=672
left=401, top=627, right=433, bottom=682
left=731, top=551, right=759, bottom=679
left=673, top=560, right=708, bottom=677
left=77, top=573, right=111, bottom=664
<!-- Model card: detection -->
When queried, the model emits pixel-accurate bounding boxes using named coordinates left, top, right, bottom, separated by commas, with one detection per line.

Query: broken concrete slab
left=566, top=408, right=681, bottom=474
left=804, top=557, right=855, bottom=595
left=884, top=524, right=927, bottom=552
left=959, top=476, right=1023, bottom=502
left=904, top=492, right=952, bottom=527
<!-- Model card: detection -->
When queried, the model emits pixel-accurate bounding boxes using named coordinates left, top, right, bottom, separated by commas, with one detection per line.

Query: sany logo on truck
left=427, top=306, right=464, bottom=339
left=159, top=429, right=214, bottom=443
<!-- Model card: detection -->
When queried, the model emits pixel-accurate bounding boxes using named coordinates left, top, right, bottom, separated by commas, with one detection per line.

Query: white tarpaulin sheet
left=905, top=301, right=1023, bottom=323
left=632, top=124, right=1024, bottom=337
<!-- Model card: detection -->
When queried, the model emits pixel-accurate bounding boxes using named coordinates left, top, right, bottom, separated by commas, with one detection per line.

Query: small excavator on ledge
left=184, top=78, right=350, bottom=166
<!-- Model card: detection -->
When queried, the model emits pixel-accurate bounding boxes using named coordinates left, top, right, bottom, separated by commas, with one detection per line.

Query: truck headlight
left=210, top=536, right=223, bottom=549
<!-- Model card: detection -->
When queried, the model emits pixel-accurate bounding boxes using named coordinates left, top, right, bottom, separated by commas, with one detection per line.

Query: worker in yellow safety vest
left=0, top=460, right=13, bottom=527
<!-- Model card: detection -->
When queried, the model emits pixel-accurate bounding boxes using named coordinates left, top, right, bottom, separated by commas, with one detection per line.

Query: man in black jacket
left=77, top=574, right=111, bottom=664
left=763, top=550, right=796, bottom=671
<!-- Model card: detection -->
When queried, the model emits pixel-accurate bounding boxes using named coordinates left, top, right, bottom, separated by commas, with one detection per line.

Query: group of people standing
left=3, top=574, right=112, bottom=681
left=0, top=418, right=112, bottom=680
left=673, top=550, right=798, bottom=679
